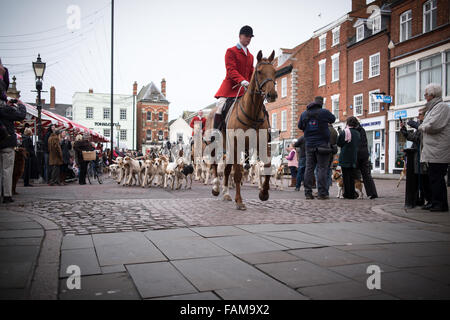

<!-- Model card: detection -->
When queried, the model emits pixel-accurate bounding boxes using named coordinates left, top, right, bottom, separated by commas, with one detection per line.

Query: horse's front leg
left=233, top=164, right=246, bottom=210
left=222, top=164, right=232, bottom=201
left=211, top=164, right=220, bottom=196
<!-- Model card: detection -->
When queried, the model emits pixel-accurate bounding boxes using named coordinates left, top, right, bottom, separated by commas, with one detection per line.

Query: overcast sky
left=1, top=0, right=351, bottom=120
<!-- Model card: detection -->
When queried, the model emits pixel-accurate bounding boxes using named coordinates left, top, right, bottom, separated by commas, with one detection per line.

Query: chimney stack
left=161, top=78, right=166, bottom=97
left=36, top=98, right=45, bottom=105
left=133, top=81, right=137, bottom=96
left=351, top=0, right=366, bottom=12
left=50, top=86, right=56, bottom=109
left=89, top=88, right=93, bottom=94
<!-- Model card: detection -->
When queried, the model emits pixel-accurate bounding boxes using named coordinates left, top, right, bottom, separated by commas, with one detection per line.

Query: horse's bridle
left=236, top=61, right=275, bottom=129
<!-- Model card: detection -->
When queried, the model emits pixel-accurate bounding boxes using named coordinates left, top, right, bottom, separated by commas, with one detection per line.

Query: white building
left=169, top=117, right=192, bottom=145
left=72, top=90, right=135, bottom=150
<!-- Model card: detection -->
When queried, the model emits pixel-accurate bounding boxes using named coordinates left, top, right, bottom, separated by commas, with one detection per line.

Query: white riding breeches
left=215, top=97, right=227, bottom=115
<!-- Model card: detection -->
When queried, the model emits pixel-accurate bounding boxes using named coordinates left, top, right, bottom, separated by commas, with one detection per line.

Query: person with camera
left=298, top=96, right=336, bottom=200
left=73, top=134, right=93, bottom=185
left=0, top=61, right=27, bottom=203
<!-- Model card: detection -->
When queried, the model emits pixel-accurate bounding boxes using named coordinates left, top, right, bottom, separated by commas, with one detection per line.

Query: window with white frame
left=103, top=129, right=110, bottom=138
left=354, top=59, right=363, bottom=82
left=103, top=108, right=110, bottom=120
left=147, top=111, right=152, bottom=121
left=86, top=107, right=93, bottom=119
left=120, top=108, right=127, bottom=120
left=396, top=62, right=416, bottom=105
left=369, top=90, right=380, bottom=113
left=65, top=107, right=72, bottom=118
left=146, top=130, right=152, bottom=141
left=372, top=13, right=381, bottom=34
left=332, top=27, right=340, bottom=46
left=400, top=10, right=412, bottom=42
left=319, top=59, right=326, bottom=86
left=356, top=25, right=364, bottom=42
left=120, top=129, right=127, bottom=141
left=271, top=112, right=277, bottom=129
left=353, top=94, right=363, bottom=116
left=369, top=53, right=380, bottom=78
left=319, top=34, right=326, bottom=52
left=423, top=0, right=437, bottom=33
left=331, top=95, right=339, bottom=120
left=158, top=130, right=163, bottom=141
left=281, top=110, right=287, bottom=131
left=281, top=77, right=287, bottom=98
left=419, top=54, right=442, bottom=99
left=331, top=53, right=339, bottom=82
left=323, top=97, right=326, bottom=108
left=446, top=51, right=450, bottom=97
left=158, top=111, right=163, bottom=121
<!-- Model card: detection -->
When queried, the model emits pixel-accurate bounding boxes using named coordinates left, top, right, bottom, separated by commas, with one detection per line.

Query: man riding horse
left=213, top=25, right=255, bottom=130
left=203, top=25, right=277, bottom=210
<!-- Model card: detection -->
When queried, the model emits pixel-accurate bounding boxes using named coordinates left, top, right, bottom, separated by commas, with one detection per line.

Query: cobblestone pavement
left=4, top=178, right=409, bottom=235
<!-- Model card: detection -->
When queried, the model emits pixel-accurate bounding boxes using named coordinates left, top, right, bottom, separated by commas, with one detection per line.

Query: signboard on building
left=373, top=94, right=392, bottom=104
left=394, top=110, right=407, bottom=119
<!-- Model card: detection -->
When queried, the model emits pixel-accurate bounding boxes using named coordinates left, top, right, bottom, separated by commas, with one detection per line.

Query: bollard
left=404, top=148, right=417, bottom=209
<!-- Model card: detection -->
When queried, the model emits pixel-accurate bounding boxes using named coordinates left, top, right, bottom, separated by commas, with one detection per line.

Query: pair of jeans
left=428, top=163, right=449, bottom=211
left=314, top=166, right=332, bottom=190
left=296, top=157, right=306, bottom=189
left=49, top=165, right=60, bottom=185
left=289, top=166, right=297, bottom=178
left=304, top=145, right=330, bottom=197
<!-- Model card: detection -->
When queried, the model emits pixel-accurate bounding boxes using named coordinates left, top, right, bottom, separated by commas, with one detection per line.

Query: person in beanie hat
left=213, top=25, right=255, bottom=131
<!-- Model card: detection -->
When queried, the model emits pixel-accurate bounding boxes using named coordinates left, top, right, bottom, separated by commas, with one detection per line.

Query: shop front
left=387, top=107, right=421, bottom=174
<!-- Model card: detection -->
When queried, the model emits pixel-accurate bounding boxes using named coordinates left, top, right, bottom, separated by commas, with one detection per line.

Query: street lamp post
left=116, top=124, right=121, bottom=150
left=32, top=54, right=46, bottom=182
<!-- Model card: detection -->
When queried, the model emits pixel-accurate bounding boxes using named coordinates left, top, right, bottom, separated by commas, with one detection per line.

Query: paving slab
left=61, top=235, right=94, bottom=250
left=328, top=262, right=398, bottom=280
left=256, top=234, right=325, bottom=249
left=101, top=265, right=126, bottom=274
left=405, top=266, right=450, bottom=284
left=292, top=227, right=390, bottom=245
left=259, top=231, right=340, bottom=246
left=215, top=281, right=309, bottom=300
left=236, top=224, right=300, bottom=233
left=0, top=262, right=33, bottom=289
left=150, top=237, right=230, bottom=260
left=144, top=228, right=200, bottom=242
left=0, top=229, right=44, bottom=239
left=150, top=292, right=220, bottom=300
left=60, top=248, right=101, bottom=278
left=208, top=235, right=287, bottom=255
left=0, top=246, right=40, bottom=263
left=255, top=260, right=348, bottom=288
left=126, top=262, right=197, bottom=299
left=376, top=271, right=450, bottom=299
left=190, top=226, right=250, bottom=238
left=236, top=251, right=300, bottom=265
left=93, top=232, right=166, bottom=266
left=0, top=237, right=42, bottom=247
left=288, top=247, right=372, bottom=267
left=376, top=242, right=450, bottom=257
left=59, top=273, right=140, bottom=300
left=0, top=221, right=42, bottom=230
left=298, top=280, right=380, bottom=300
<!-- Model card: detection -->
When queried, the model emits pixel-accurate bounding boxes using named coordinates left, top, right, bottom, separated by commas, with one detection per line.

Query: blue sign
left=394, top=110, right=407, bottom=119
left=383, top=96, right=393, bottom=103
left=361, top=121, right=381, bottom=128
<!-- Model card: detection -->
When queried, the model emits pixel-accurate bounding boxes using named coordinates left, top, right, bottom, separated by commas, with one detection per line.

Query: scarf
left=424, top=96, right=442, bottom=115
left=344, top=126, right=353, bottom=143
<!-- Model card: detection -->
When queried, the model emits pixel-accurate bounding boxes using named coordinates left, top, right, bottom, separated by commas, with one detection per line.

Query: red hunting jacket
left=215, top=45, right=254, bottom=99
left=190, top=116, right=206, bottom=136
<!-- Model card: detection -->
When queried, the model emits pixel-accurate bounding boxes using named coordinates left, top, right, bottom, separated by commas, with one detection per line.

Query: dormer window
left=372, top=14, right=381, bottom=34
left=356, top=25, right=364, bottom=42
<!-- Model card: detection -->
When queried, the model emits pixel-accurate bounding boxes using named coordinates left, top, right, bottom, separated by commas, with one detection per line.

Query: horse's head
left=255, top=50, right=277, bottom=103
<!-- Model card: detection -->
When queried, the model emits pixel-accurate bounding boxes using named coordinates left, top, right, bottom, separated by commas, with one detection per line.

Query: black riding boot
left=213, top=113, right=222, bottom=131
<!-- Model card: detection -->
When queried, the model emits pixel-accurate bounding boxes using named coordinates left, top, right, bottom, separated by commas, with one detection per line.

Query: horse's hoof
left=259, top=191, right=269, bottom=201
left=223, top=194, right=232, bottom=201
left=212, top=189, right=220, bottom=197
left=236, top=203, right=247, bottom=210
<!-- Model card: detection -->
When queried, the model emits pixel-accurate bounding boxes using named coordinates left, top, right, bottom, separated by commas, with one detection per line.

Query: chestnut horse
left=204, top=50, right=277, bottom=210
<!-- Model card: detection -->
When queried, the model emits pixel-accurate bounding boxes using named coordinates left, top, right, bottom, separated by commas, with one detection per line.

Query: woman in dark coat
left=60, top=131, right=72, bottom=185
left=337, top=117, right=361, bottom=199
left=21, top=127, right=35, bottom=187
left=73, top=134, right=93, bottom=185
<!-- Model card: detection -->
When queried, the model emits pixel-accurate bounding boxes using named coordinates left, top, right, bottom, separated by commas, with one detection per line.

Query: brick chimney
left=50, top=86, right=56, bottom=109
left=161, top=78, right=166, bottom=97
left=133, top=81, right=137, bottom=96
left=89, top=88, right=93, bottom=94
left=36, top=98, right=45, bottom=105
left=352, top=0, right=366, bottom=12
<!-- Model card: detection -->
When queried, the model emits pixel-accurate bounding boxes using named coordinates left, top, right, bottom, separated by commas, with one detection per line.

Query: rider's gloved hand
left=241, top=80, right=249, bottom=87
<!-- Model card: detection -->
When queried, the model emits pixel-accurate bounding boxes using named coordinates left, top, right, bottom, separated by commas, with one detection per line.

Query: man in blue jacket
left=298, top=96, right=335, bottom=200
left=0, top=61, right=27, bottom=203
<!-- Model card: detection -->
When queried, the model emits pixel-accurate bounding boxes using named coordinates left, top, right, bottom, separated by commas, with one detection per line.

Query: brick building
left=387, top=0, right=450, bottom=173
left=136, top=79, right=170, bottom=152
left=265, top=39, right=314, bottom=154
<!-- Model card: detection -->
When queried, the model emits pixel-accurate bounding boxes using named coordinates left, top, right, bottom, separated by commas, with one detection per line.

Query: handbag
left=82, top=151, right=96, bottom=161
left=316, top=143, right=332, bottom=155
